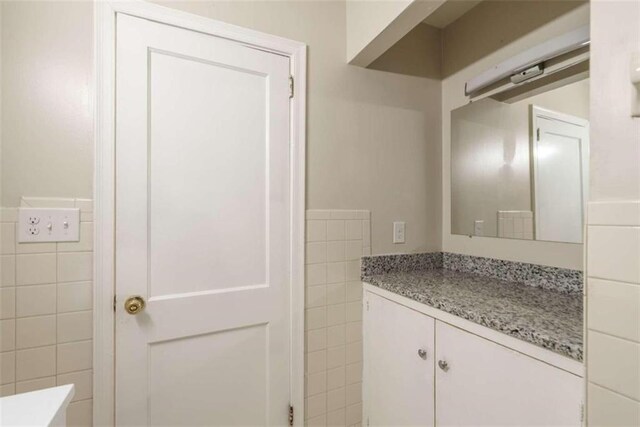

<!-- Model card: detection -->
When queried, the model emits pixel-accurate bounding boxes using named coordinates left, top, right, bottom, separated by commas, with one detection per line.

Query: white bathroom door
left=115, top=14, right=292, bottom=426
left=531, top=106, right=589, bottom=244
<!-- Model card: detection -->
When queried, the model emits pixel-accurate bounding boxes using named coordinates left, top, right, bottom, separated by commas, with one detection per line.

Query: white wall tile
left=307, top=329, right=327, bottom=353
left=345, top=382, right=361, bottom=406
left=1, top=320, right=16, bottom=352
left=345, top=221, right=362, bottom=240
left=16, top=284, right=56, bottom=317
left=1, top=256, right=16, bottom=287
left=588, top=278, right=640, bottom=342
left=306, top=307, right=327, bottom=331
left=0, top=383, right=15, bottom=397
left=305, top=210, right=368, bottom=424
left=58, top=369, right=93, bottom=402
left=327, top=325, right=346, bottom=348
left=327, top=366, right=345, bottom=390
left=1, top=199, right=95, bottom=407
left=306, top=350, right=326, bottom=374
left=345, top=402, right=362, bottom=425
left=588, top=383, right=640, bottom=426
left=327, top=407, right=346, bottom=427
left=16, top=376, right=56, bottom=394
left=16, top=315, right=56, bottom=349
left=307, top=220, right=327, bottom=242
left=588, top=331, right=640, bottom=400
left=588, top=226, right=640, bottom=284
left=16, top=345, right=56, bottom=381
left=306, top=393, right=327, bottom=419
left=57, top=252, right=92, bottom=283
left=327, top=262, right=346, bottom=284
left=57, top=340, right=92, bottom=374
left=0, top=287, right=16, bottom=319
left=326, top=284, right=345, bottom=305
left=326, top=304, right=345, bottom=327
left=327, top=346, right=345, bottom=370
left=16, top=253, right=56, bottom=286
left=58, top=222, right=93, bottom=252
left=327, top=221, right=345, bottom=241
left=16, top=241, right=56, bottom=254
left=306, top=285, right=327, bottom=309
left=327, top=241, right=345, bottom=263
left=306, top=264, right=327, bottom=287
left=57, top=281, right=92, bottom=313
left=327, top=387, right=346, bottom=411
left=0, top=351, right=16, bottom=384
left=57, top=311, right=92, bottom=343
left=307, top=371, right=327, bottom=396
left=345, top=363, right=362, bottom=385
left=345, top=322, right=362, bottom=344
left=307, top=242, right=328, bottom=265
left=588, top=201, right=640, bottom=227
left=67, top=398, right=93, bottom=427
left=1, top=223, right=15, bottom=255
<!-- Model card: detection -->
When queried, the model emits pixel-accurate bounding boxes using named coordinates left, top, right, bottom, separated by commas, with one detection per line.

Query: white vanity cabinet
left=363, top=289, right=584, bottom=426
left=363, top=291, right=435, bottom=426
left=435, top=321, right=583, bottom=425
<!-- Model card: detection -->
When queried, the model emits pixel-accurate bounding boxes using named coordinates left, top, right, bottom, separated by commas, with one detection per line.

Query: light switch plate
left=393, top=221, right=406, bottom=244
left=18, top=208, right=80, bottom=243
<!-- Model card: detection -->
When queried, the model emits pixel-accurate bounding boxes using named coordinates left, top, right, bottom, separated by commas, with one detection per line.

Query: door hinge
left=536, top=127, right=540, bottom=141
left=289, top=76, right=294, bottom=99
left=366, top=300, right=369, bottom=311
left=113, top=295, right=117, bottom=312
left=288, top=405, right=294, bottom=426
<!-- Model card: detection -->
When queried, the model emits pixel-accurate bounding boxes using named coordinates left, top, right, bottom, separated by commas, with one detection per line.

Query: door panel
left=363, top=292, right=435, bottom=426
left=435, top=321, right=582, bottom=426
left=149, top=51, right=268, bottom=297
left=532, top=110, right=589, bottom=244
left=115, top=13, right=291, bottom=426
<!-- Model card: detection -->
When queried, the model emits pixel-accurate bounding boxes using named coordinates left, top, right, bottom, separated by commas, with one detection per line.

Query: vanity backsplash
left=361, top=252, right=583, bottom=294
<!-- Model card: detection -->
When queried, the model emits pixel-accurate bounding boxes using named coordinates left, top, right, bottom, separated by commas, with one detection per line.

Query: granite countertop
left=363, top=268, right=583, bottom=361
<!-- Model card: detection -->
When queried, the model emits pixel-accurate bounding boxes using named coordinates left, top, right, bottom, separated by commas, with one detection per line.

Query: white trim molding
left=94, top=2, right=307, bottom=425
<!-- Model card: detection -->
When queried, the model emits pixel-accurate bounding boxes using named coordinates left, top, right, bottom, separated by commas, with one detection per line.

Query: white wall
left=586, top=0, right=640, bottom=424
left=0, top=0, right=443, bottom=256
left=451, top=79, right=589, bottom=237
left=441, top=1, right=589, bottom=269
left=0, top=1, right=94, bottom=207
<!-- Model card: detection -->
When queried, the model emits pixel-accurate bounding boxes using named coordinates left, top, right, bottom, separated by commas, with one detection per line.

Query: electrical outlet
left=18, top=208, right=80, bottom=243
left=393, top=221, right=405, bottom=244
left=474, top=220, right=484, bottom=236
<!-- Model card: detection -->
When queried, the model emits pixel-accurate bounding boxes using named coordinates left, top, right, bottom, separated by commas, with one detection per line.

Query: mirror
left=450, top=78, right=589, bottom=243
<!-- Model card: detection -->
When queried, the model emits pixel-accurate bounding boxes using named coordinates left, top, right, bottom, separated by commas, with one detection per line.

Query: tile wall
left=0, top=197, right=94, bottom=426
left=304, top=210, right=370, bottom=427
left=497, top=210, right=533, bottom=240
left=586, top=201, right=640, bottom=425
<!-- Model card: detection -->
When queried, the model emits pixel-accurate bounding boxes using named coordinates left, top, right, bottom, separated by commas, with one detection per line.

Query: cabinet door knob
left=417, top=349, right=427, bottom=359
left=438, top=360, right=449, bottom=372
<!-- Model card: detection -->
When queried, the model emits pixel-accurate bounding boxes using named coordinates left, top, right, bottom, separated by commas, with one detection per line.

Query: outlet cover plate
left=18, top=208, right=80, bottom=243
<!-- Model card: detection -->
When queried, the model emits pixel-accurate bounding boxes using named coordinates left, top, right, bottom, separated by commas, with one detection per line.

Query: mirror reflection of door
left=531, top=107, right=589, bottom=244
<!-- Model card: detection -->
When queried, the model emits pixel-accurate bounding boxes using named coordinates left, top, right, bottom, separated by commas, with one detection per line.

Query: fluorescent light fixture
left=465, top=25, right=589, bottom=96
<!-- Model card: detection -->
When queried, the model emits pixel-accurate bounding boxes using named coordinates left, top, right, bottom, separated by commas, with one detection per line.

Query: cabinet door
left=435, top=321, right=583, bottom=426
left=363, top=291, right=435, bottom=426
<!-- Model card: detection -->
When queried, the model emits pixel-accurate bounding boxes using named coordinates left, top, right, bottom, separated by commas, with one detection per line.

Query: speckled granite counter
left=362, top=268, right=583, bottom=361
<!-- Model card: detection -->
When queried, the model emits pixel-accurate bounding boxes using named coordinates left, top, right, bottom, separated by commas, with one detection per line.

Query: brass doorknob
left=124, top=296, right=145, bottom=315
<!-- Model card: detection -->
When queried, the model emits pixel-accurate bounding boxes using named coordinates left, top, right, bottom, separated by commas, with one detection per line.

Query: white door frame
left=94, top=2, right=307, bottom=425
left=530, top=105, right=589, bottom=243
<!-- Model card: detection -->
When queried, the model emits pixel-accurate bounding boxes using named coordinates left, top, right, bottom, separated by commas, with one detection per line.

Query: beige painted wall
left=451, top=79, right=589, bottom=237
left=1, top=1, right=94, bottom=206
left=1, top=0, right=442, bottom=256
left=441, top=1, right=589, bottom=269
left=346, top=0, right=413, bottom=62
